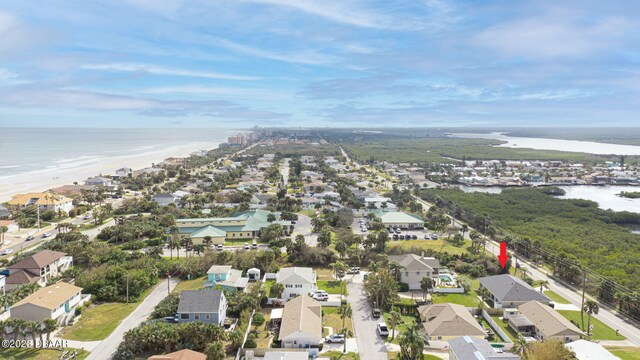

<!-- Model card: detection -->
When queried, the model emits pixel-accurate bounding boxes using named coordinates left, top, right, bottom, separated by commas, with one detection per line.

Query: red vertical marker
left=498, top=242, right=509, bottom=269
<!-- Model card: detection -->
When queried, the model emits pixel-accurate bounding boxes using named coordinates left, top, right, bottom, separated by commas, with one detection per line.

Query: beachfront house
left=84, top=176, right=114, bottom=187
left=478, top=274, right=551, bottom=308
left=177, top=290, right=227, bottom=326
left=10, top=282, right=88, bottom=324
left=279, top=295, right=322, bottom=355
left=5, top=250, right=73, bottom=291
left=114, top=167, right=132, bottom=178
left=205, top=265, right=249, bottom=292
left=276, top=267, right=316, bottom=300
left=7, top=193, right=73, bottom=213
left=388, top=254, right=440, bottom=290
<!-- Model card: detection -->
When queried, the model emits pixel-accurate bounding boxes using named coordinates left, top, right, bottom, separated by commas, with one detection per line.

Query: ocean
left=0, top=127, right=240, bottom=202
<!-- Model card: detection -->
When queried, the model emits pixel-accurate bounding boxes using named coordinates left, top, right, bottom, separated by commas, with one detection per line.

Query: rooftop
left=12, top=282, right=82, bottom=310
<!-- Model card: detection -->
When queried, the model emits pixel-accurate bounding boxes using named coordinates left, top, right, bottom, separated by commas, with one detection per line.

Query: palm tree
left=477, top=287, right=491, bottom=305
left=0, top=226, right=7, bottom=246
left=332, top=261, right=348, bottom=281
left=27, top=320, right=40, bottom=343
left=535, top=280, right=550, bottom=293
left=460, top=224, right=468, bottom=237
left=337, top=304, right=352, bottom=353
left=420, top=277, right=434, bottom=301
left=511, top=335, right=528, bottom=357
left=43, top=318, right=58, bottom=342
left=203, top=235, right=213, bottom=249
left=388, top=261, right=406, bottom=282
left=398, top=323, right=427, bottom=360
left=270, top=283, right=284, bottom=299
left=388, top=308, right=403, bottom=341
left=584, top=300, right=599, bottom=336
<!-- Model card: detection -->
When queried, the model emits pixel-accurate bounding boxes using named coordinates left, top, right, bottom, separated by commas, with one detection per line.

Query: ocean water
left=0, top=128, right=237, bottom=177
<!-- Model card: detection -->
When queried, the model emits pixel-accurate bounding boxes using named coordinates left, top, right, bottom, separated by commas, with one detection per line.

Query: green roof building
left=370, top=210, right=424, bottom=229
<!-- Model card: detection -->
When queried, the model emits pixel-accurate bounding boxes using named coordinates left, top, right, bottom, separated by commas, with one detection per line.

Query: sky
left=1, top=0, right=639, bottom=128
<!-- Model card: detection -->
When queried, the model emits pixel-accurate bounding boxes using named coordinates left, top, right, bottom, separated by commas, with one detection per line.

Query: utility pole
left=37, top=206, right=41, bottom=230
left=167, top=272, right=171, bottom=294
left=126, top=274, right=129, bottom=303
left=580, top=267, right=587, bottom=330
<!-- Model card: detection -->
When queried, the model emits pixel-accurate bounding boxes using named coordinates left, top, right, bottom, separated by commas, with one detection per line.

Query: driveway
left=346, top=274, right=388, bottom=360
left=84, top=277, right=179, bottom=360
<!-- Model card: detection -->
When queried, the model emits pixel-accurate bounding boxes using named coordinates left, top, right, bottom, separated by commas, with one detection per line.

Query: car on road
left=83, top=215, right=91, bottom=220
left=347, top=267, right=360, bottom=274
left=216, top=244, right=224, bottom=251
left=26, top=235, right=35, bottom=241
left=325, top=334, right=345, bottom=343
left=372, top=307, right=381, bottom=318
left=41, top=232, right=51, bottom=238
left=243, top=243, right=250, bottom=250
left=361, top=228, right=367, bottom=233
left=377, top=323, right=389, bottom=337
left=431, top=234, right=439, bottom=240
left=1, top=249, right=13, bottom=255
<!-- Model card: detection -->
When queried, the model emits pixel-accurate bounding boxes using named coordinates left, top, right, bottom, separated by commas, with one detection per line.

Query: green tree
left=337, top=304, right=352, bottom=353
left=205, top=341, right=225, bottom=360
left=388, top=308, right=403, bottom=341
left=420, top=277, right=434, bottom=301
left=0, top=226, right=7, bottom=245
left=270, top=283, right=284, bottom=298
left=398, top=323, right=427, bottom=360
left=584, top=300, right=599, bottom=336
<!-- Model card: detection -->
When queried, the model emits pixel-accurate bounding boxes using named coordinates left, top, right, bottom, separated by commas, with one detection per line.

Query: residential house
left=177, top=290, right=227, bottom=326
left=5, top=250, right=73, bottom=291
left=84, top=176, right=114, bottom=187
left=10, top=282, right=88, bottom=323
left=153, top=192, right=186, bottom=206
left=565, top=340, right=620, bottom=360
left=507, top=300, right=584, bottom=342
left=279, top=295, right=322, bottom=355
left=276, top=267, right=316, bottom=299
left=115, top=167, right=132, bottom=178
left=148, top=349, right=206, bottom=360
left=449, top=336, right=521, bottom=360
left=7, top=193, right=73, bottom=213
left=301, top=197, right=321, bottom=210
left=176, top=210, right=292, bottom=245
left=0, top=205, right=11, bottom=219
left=417, top=303, right=486, bottom=341
left=205, top=265, right=249, bottom=292
left=388, top=254, right=440, bottom=290
left=478, top=274, right=551, bottom=308
left=370, top=210, right=424, bottom=229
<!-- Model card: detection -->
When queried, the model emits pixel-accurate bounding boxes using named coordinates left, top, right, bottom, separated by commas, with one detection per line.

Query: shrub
left=252, top=313, right=265, bottom=327
left=399, top=282, right=410, bottom=292
left=41, top=210, right=56, bottom=221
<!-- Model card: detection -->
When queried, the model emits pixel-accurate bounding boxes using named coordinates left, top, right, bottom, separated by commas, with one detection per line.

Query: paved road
left=412, top=195, right=640, bottom=346
left=346, top=274, right=388, bottom=360
left=85, top=277, right=179, bottom=360
left=281, top=158, right=290, bottom=187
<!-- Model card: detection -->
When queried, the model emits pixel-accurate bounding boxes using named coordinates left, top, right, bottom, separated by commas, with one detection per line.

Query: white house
left=279, top=295, right=322, bottom=356
left=276, top=267, right=316, bottom=299
left=388, top=254, right=440, bottom=290
left=114, top=167, right=132, bottom=177
left=84, top=176, right=114, bottom=187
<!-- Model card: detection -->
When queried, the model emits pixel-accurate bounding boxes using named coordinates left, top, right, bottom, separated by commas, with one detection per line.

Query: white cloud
left=210, top=37, right=338, bottom=65
left=474, top=15, right=631, bottom=58
left=82, top=63, right=260, bottom=81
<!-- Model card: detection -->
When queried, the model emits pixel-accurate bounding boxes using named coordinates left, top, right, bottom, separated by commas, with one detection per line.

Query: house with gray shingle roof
left=449, top=336, right=521, bottom=360
left=478, top=274, right=551, bottom=308
left=177, top=290, right=227, bottom=326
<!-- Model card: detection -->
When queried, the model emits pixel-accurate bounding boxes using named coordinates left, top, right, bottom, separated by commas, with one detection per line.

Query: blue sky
left=1, top=0, right=639, bottom=128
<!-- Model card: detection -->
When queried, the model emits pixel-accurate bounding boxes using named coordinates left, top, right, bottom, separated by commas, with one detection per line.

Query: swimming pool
left=439, top=274, right=454, bottom=282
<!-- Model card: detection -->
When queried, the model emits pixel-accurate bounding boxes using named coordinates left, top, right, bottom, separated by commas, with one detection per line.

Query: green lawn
left=62, top=287, right=154, bottom=341
left=490, top=315, right=519, bottom=342
left=322, top=351, right=359, bottom=360
left=382, top=312, right=419, bottom=345
left=558, top=310, right=626, bottom=341
left=173, top=275, right=206, bottom=293
left=298, top=209, right=317, bottom=217
left=318, top=280, right=348, bottom=295
left=387, top=239, right=470, bottom=255
left=316, top=268, right=336, bottom=281
left=431, top=292, right=480, bottom=307
left=607, top=347, right=640, bottom=360
left=388, top=352, right=442, bottom=360
left=323, top=307, right=353, bottom=334
left=544, top=290, right=570, bottom=304
left=224, top=238, right=258, bottom=246
left=0, top=348, right=89, bottom=360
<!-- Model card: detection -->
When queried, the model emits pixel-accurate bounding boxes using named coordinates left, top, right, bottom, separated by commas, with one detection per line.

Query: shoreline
left=0, top=140, right=221, bottom=203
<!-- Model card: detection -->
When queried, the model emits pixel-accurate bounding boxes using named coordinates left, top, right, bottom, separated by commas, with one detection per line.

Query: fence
left=433, top=287, right=465, bottom=294
left=481, top=309, right=512, bottom=343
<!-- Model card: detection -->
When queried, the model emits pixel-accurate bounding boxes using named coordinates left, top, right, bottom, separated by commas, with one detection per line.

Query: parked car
left=251, top=242, right=258, bottom=249
left=395, top=229, right=401, bottom=234
left=1, top=249, right=13, bottom=255
left=82, top=215, right=91, bottom=220
left=388, top=228, right=394, bottom=233
left=216, top=244, right=224, bottom=251
left=311, top=291, right=329, bottom=301
left=431, top=234, right=439, bottom=240
left=377, top=323, right=389, bottom=337
left=41, top=232, right=51, bottom=238
left=411, top=234, right=418, bottom=240
left=424, top=234, right=430, bottom=240
left=361, top=228, right=367, bottom=233
left=399, top=235, right=405, bottom=240
left=243, top=243, right=250, bottom=250
left=372, top=307, right=381, bottom=318
left=163, top=315, right=179, bottom=323
left=347, top=267, right=360, bottom=274
left=392, top=234, right=398, bottom=240
left=325, top=334, right=345, bottom=343
left=25, top=235, right=35, bottom=241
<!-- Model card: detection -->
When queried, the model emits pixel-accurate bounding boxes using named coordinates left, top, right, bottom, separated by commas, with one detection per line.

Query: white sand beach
left=0, top=141, right=219, bottom=203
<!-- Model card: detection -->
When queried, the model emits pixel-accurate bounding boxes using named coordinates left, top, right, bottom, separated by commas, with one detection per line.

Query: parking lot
left=352, top=217, right=442, bottom=241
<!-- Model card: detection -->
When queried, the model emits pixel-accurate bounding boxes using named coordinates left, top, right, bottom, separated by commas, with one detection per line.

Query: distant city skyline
left=1, top=1, right=639, bottom=128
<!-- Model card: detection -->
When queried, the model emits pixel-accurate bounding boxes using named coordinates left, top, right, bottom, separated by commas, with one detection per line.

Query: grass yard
left=316, top=268, right=337, bottom=281
left=558, top=310, right=626, bottom=341
left=172, top=275, right=206, bottom=293
left=254, top=308, right=274, bottom=348
left=382, top=311, right=419, bottom=345
left=224, top=238, right=258, bottom=246
left=298, top=209, right=317, bottom=217
left=388, top=352, right=443, bottom=360
left=321, top=351, right=359, bottom=360
left=62, top=287, right=154, bottom=341
left=323, top=307, right=353, bottom=334
left=490, top=315, right=519, bottom=342
left=0, top=348, right=89, bottom=360
left=431, top=292, right=480, bottom=307
left=318, top=280, right=348, bottom=295
left=607, top=347, right=640, bottom=360
left=543, top=290, right=571, bottom=304
left=387, top=239, right=470, bottom=256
